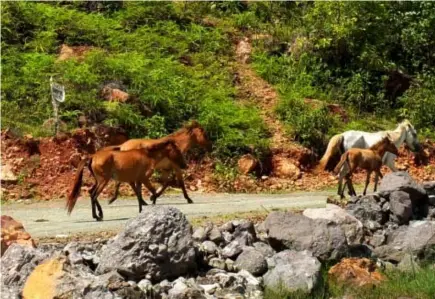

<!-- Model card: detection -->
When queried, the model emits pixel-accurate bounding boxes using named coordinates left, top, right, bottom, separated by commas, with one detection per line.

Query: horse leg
left=95, top=198, right=103, bottom=220
left=89, top=183, right=97, bottom=198
left=175, top=168, right=193, bottom=204
left=337, top=166, right=349, bottom=198
left=108, top=182, right=121, bottom=205
left=92, top=180, right=108, bottom=221
left=345, top=172, right=357, bottom=196
left=90, top=194, right=97, bottom=221
left=89, top=182, right=100, bottom=220
left=363, top=171, right=371, bottom=195
left=347, top=176, right=357, bottom=196
left=337, top=175, right=344, bottom=198
left=349, top=179, right=357, bottom=196
left=129, top=181, right=146, bottom=213
left=135, top=181, right=147, bottom=206
left=343, top=176, right=349, bottom=197
left=338, top=172, right=347, bottom=199
left=155, top=170, right=171, bottom=198
left=374, top=170, right=383, bottom=192
left=373, top=172, right=379, bottom=192
left=141, top=178, right=158, bottom=205
left=346, top=179, right=354, bottom=196
left=347, top=162, right=359, bottom=196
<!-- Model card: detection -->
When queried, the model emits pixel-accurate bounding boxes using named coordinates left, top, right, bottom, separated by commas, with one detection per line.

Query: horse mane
left=167, top=120, right=201, bottom=137
left=184, top=120, right=201, bottom=134
left=398, top=119, right=413, bottom=129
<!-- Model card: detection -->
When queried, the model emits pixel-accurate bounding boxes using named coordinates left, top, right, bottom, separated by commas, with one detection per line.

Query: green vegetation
left=330, top=266, right=435, bottom=299
left=245, top=2, right=435, bottom=149
left=2, top=2, right=434, bottom=159
left=265, top=265, right=435, bottom=299
left=1, top=1, right=268, bottom=158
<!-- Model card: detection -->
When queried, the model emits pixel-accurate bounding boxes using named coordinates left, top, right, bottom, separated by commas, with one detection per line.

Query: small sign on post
left=50, top=77, right=65, bottom=135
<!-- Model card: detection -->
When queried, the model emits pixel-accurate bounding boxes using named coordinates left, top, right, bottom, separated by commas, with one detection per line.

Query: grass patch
left=265, top=264, right=435, bottom=299
left=330, top=265, right=435, bottom=299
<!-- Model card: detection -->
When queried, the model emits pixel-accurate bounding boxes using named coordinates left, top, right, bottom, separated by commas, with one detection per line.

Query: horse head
left=382, top=136, right=399, bottom=156
left=399, top=120, right=421, bottom=152
left=187, top=121, right=212, bottom=151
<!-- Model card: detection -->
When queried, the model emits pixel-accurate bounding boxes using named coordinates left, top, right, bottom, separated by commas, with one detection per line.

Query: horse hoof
left=187, top=200, right=194, bottom=204
left=96, top=217, right=103, bottom=222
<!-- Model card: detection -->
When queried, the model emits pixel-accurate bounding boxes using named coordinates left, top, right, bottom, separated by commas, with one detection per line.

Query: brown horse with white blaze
left=108, top=120, right=211, bottom=205
left=66, top=140, right=187, bottom=221
left=334, top=136, right=399, bottom=199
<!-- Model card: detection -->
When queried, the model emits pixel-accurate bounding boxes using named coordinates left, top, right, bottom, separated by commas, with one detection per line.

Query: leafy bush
left=276, top=96, right=339, bottom=152
left=400, top=73, right=435, bottom=138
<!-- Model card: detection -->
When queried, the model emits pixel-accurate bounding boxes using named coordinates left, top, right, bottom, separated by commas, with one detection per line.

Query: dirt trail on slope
left=233, top=36, right=315, bottom=187
left=234, top=37, right=303, bottom=152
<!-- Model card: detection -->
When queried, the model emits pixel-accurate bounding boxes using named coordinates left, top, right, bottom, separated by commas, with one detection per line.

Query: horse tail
left=315, top=134, right=344, bottom=173
left=334, top=152, right=349, bottom=175
left=66, top=157, right=90, bottom=215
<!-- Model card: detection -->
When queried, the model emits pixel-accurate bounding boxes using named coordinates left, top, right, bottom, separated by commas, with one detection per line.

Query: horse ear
left=190, top=120, right=200, bottom=128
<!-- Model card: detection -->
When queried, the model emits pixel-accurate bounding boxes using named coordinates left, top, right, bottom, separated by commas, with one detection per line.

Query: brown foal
left=334, top=136, right=399, bottom=198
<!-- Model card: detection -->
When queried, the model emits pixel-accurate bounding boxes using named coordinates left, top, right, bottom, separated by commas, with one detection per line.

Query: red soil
left=1, top=130, right=433, bottom=202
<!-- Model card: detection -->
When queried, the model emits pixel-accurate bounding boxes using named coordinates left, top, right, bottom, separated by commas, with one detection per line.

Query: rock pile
left=1, top=173, right=434, bottom=298
left=343, top=172, right=435, bottom=262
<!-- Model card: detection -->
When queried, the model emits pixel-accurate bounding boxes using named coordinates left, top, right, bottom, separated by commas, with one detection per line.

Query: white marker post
left=49, top=76, right=65, bottom=135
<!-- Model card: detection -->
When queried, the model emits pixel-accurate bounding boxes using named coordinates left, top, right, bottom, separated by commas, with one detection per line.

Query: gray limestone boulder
left=263, top=211, right=348, bottom=260
left=96, top=206, right=196, bottom=281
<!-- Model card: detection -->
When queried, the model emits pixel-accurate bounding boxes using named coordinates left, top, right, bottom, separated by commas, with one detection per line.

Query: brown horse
left=334, top=136, right=399, bottom=198
left=66, top=140, right=187, bottom=221
left=108, top=120, right=211, bottom=205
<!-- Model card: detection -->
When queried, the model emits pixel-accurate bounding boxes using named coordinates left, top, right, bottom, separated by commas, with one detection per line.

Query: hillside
left=1, top=2, right=435, bottom=199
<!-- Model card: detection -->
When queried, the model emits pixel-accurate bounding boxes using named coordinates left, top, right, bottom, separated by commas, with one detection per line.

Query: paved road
left=2, top=192, right=330, bottom=238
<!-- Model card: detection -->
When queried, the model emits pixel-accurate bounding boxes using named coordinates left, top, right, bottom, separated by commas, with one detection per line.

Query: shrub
left=399, top=73, right=435, bottom=138
left=276, top=95, right=339, bottom=152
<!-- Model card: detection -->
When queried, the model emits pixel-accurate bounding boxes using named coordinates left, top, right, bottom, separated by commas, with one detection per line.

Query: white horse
left=317, top=119, right=421, bottom=173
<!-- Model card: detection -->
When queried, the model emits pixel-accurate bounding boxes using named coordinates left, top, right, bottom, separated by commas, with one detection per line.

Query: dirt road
left=2, top=192, right=330, bottom=238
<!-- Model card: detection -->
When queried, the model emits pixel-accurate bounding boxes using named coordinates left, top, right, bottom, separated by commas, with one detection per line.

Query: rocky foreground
left=1, top=172, right=435, bottom=299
